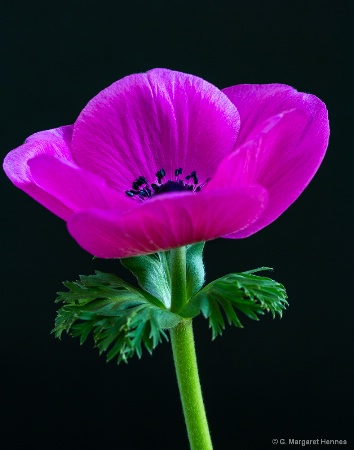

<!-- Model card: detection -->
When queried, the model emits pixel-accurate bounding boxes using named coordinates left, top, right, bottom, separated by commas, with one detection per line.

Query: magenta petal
left=29, top=155, right=134, bottom=214
left=67, top=186, right=267, bottom=258
left=3, top=126, right=75, bottom=219
left=222, top=83, right=329, bottom=147
left=208, top=108, right=329, bottom=238
left=72, top=68, right=240, bottom=191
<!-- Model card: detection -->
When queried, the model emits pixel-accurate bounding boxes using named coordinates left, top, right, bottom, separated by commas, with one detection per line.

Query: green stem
left=170, top=245, right=187, bottom=312
left=169, top=247, right=213, bottom=450
left=170, top=320, right=213, bottom=450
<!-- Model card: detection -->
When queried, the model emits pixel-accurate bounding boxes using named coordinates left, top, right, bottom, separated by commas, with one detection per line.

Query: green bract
left=53, top=246, right=288, bottom=363
left=179, top=267, right=288, bottom=339
left=121, top=242, right=205, bottom=308
left=53, top=271, right=182, bottom=363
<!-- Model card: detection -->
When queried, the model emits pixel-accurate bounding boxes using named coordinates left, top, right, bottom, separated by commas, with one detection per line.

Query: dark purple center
left=125, top=167, right=210, bottom=201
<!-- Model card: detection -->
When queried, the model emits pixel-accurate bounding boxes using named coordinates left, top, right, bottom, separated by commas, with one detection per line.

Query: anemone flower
left=3, top=69, right=330, bottom=450
left=3, top=69, right=329, bottom=258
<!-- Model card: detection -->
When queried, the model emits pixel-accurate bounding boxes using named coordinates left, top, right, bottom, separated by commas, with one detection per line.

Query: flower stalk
left=170, top=245, right=187, bottom=312
left=170, top=247, right=213, bottom=450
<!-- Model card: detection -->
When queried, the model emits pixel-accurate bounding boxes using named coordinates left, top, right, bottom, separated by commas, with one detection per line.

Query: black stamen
left=132, top=181, right=140, bottom=190
left=155, top=168, right=166, bottom=178
left=125, top=190, right=135, bottom=197
left=155, top=168, right=166, bottom=184
left=138, top=176, right=147, bottom=184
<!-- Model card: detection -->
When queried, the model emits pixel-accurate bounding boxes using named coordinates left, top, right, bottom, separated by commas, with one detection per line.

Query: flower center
left=125, top=168, right=210, bottom=201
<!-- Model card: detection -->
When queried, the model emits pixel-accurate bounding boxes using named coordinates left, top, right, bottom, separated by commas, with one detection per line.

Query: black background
left=1, top=1, right=353, bottom=449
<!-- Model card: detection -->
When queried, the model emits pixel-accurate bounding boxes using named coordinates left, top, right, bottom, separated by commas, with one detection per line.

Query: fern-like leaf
left=53, top=271, right=182, bottom=364
left=179, top=267, right=288, bottom=339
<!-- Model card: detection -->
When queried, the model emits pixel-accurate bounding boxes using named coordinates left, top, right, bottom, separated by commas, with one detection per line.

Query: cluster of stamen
left=125, top=167, right=210, bottom=201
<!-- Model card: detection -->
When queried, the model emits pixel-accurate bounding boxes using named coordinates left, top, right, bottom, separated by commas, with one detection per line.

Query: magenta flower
left=3, top=69, right=329, bottom=258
